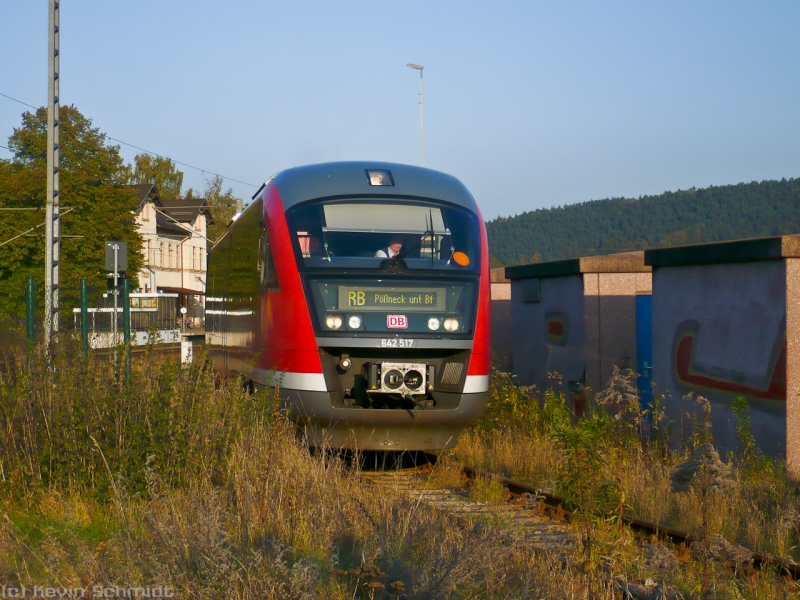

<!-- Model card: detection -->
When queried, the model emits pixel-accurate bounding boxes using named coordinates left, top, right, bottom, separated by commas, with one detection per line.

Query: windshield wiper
left=429, top=209, right=435, bottom=267
left=321, top=228, right=333, bottom=261
left=424, top=211, right=437, bottom=268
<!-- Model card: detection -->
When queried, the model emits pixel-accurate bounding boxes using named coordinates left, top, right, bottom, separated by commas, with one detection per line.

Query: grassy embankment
left=453, top=368, right=800, bottom=597
left=0, top=331, right=799, bottom=598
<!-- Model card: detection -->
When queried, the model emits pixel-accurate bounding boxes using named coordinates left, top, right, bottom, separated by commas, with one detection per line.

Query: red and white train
left=206, top=161, right=490, bottom=451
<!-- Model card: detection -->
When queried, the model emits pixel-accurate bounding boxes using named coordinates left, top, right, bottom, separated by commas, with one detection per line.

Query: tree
left=130, top=154, right=183, bottom=199
left=0, top=106, right=143, bottom=320
left=200, top=175, right=241, bottom=243
left=486, top=178, right=800, bottom=266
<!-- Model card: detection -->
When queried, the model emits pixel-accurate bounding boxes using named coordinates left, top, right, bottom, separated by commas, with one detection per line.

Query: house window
left=160, top=242, right=166, bottom=268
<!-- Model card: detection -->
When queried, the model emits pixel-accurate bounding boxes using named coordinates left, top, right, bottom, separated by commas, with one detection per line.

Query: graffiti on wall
left=671, top=319, right=786, bottom=400
left=545, top=312, right=569, bottom=346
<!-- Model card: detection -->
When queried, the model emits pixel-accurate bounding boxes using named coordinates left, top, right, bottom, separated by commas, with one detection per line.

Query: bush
left=0, top=335, right=269, bottom=500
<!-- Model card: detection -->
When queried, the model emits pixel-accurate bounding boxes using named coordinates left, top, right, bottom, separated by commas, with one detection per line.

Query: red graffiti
left=545, top=312, right=568, bottom=346
left=674, top=331, right=786, bottom=400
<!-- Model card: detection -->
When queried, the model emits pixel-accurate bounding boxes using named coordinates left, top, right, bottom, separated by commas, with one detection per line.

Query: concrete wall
left=651, top=261, right=787, bottom=456
left=510, top=275, right=586, bottom=392
left=584, top=272, right=652, bottom=391
left=490, top=267, right=513, bottom=371
left=787, top=259, right=800, bottom=471
left=510, top=271, right=650, bottom=397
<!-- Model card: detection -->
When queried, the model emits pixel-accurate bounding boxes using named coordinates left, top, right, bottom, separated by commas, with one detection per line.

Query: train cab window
left=286, top=200, right=480, bottom=272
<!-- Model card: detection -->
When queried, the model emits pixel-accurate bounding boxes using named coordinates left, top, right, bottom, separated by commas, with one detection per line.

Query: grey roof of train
left=267, top=162, right=478, bottom=212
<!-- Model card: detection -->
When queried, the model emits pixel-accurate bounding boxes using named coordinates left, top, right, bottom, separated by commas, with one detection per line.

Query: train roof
left=265, top=161, right=478, bottom=213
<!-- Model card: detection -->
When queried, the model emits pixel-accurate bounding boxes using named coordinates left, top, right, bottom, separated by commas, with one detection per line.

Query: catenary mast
left=45, top=0, right=61, bottom=350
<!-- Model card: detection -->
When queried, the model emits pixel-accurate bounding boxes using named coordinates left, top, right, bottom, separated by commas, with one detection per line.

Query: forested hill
left=485, top=178, right=800, bottom=267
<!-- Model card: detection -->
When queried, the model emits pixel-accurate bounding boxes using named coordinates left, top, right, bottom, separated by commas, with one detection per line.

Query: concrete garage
left=645, top=235, right=800, bottom=467
left=490, top=267, right=512, bottom=372
left=505, top=253, right=652, bottom=407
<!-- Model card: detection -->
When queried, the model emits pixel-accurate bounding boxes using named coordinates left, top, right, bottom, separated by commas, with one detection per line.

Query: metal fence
left=72, top=293, right=179, bottom=333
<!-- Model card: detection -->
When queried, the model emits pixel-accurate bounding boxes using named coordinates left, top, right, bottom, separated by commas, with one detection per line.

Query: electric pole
left=45, top=0, right=61, bottom=351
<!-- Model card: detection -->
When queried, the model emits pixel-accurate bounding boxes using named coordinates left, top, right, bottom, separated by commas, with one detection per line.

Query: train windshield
left=286, top=200, right=480, bottom=272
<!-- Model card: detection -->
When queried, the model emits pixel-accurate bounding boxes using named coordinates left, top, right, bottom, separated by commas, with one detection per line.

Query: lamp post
left=406, top=63, right=424, bottom=166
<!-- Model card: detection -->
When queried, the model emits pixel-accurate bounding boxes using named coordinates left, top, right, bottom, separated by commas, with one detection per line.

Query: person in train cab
left=375, top=236, right=403, bottom=258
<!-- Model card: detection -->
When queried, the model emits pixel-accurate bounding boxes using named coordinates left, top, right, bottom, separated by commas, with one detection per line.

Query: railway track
left=360, top=466, right=576, bottom=554
left=467, top=467, right=800, bottom=582
left=358, top=460, right=800, bottom=598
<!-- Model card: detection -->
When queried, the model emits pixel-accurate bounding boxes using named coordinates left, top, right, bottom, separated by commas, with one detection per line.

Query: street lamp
left=406, top=63, right=424, bottom=166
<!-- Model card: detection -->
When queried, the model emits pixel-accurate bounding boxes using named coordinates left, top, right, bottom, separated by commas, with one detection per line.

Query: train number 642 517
left=381, top=338, right=415, bottom=348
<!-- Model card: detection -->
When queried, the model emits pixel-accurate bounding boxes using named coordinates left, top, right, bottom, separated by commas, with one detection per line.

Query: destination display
left=338, top=286, right=446, bottom=311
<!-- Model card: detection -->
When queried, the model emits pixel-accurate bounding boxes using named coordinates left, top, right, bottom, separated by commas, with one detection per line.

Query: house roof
left=154, top=213, right=191, bottom=234
left=159, top=197, right=215, bottom=225
left=130, top=183, right=157, bottom=212
left=128, top=184, right=215, bottom=234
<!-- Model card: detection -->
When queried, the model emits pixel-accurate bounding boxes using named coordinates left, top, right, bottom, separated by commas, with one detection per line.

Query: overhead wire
left=0, top=206, right=75, bottom=248
left=0, top=91, right=258, bottom=188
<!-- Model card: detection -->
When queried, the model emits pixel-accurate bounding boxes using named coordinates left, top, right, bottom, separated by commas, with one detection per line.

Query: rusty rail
left=463, top=466, right=800, bottom=581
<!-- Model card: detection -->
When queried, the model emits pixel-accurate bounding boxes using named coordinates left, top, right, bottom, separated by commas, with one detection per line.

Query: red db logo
left=387, top=315, right=408, bottom=329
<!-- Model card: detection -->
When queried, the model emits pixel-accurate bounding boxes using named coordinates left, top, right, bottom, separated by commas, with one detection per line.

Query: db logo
left=387, top=315, right=408, bottom=329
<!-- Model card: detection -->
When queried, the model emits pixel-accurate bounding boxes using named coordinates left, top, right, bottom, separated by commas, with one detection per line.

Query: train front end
left=210, top=162, right=490, bottom=451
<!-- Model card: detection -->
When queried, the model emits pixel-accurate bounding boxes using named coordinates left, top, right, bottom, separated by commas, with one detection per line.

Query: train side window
left=259, top=224, right=280, bottom=291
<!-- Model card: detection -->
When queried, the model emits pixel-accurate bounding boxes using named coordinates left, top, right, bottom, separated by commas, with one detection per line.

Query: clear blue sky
left=1, top=1, right=798, bottom=219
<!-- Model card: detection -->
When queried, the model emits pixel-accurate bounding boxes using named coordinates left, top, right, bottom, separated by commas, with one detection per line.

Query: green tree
left=0, top=106, right=143, bottom=319
left=487, top=177, right=800, bottom=267
left=201, top=175, right=241, bottom=243
left=130, top=154, right=183, bottom=199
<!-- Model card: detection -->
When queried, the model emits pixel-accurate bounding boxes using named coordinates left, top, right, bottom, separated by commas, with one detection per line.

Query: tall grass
left=0, top=334, right=264, bottom=501
left=0, top=334, right=604, bottom=598
left=453, top=365, right=800, bottom=597
left=2, top=327, right=798, bottom=597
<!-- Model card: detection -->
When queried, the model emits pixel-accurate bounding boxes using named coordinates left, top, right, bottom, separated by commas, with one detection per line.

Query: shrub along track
left=358, top=460, right=800, bottom=599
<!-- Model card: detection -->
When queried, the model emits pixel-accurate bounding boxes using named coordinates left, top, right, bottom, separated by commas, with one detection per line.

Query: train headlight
left=326, top=315, right=343, bottom=330
left=383, top=369, right=403, bottom=389
left=348, top=315, right=363, bottom=329
left=403, top=369, right=424, bottom=390
left=427, top=317, right=441, bottom=331
left=443, top=318, right=459, bottom=332
left=366, top=169, right=395, bottom=186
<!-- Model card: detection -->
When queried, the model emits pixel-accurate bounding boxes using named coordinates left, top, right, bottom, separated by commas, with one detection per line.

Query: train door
left=635, top=293, right=653, bottom=415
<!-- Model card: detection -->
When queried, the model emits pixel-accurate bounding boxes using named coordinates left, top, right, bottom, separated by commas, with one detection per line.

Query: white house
left=131, top=184, right=214, bottom=327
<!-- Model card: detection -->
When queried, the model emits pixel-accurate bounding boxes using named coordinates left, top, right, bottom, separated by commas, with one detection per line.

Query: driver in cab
left=375, top=236, right=403, bottom=259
